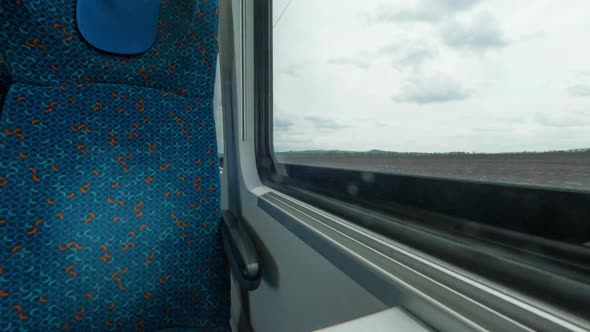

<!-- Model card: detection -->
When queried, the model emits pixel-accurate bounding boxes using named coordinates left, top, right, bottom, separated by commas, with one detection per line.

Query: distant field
left=276, top=152, right=590, bottom=191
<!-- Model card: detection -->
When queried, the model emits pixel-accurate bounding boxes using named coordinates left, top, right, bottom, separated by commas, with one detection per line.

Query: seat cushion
left=0, top=83, right=229, bottom=331
left=0, top=0, right=218, bottom=98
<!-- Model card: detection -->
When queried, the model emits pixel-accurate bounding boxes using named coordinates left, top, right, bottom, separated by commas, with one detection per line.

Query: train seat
left=0, top=1, right=230, bottom=330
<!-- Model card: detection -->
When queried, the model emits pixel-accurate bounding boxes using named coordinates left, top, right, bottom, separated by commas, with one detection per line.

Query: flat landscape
left=277, top=151, right=590, bottom=191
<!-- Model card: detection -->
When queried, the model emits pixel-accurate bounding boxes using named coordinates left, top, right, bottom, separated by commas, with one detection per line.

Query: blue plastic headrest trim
left=77, top=0, right=160, bottom=55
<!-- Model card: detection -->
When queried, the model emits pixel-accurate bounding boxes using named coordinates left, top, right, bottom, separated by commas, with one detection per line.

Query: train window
left=214, top=58, right=224, bottom=160
left=272, top=0, right=589, bottom=191
left=257, top=0, right=590, bottom=320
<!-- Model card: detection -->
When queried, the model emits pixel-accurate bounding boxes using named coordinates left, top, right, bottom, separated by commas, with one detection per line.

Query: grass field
left=277, top=151, right=590, bottom=191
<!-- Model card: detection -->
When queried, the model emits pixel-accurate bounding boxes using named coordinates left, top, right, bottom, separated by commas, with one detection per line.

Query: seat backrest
left=0, top=1, right=229, bottom=331
left=0, top=0, right=218, bottom=97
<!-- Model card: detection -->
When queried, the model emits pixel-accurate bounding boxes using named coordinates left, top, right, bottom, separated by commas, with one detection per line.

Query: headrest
left=77, top=0, right=160, bottom=54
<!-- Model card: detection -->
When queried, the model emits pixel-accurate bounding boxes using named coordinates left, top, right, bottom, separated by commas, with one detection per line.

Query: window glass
left=214, top=57, right=224, bottom=158
left=272, top=0, right=590, bottom=191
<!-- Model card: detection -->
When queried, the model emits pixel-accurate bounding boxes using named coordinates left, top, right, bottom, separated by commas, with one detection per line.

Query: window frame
left=253, top=0, right=590, bottom=326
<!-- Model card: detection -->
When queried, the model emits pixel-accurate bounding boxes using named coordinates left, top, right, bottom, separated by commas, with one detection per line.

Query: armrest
left=221, top=211, right=261, bottom=291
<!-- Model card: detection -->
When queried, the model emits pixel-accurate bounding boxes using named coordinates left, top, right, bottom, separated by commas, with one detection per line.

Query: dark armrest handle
left=222, top=211, right=261, bottom=291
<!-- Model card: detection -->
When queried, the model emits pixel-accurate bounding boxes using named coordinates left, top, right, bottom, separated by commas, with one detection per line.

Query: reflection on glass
left=214, top=57, right=224, bottom=157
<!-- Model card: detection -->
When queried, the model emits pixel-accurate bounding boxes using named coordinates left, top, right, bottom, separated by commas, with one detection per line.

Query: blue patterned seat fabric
left=0, top=1, right=229, bottom=331
left=0, top=0, right=218, bottom=98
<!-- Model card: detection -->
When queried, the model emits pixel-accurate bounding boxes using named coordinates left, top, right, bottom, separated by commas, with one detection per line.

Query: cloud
left=568, top=84, right=590, bottom=97
left=567, top=72, right=590, bottom=96
left=328, top=41, right=437, bottom=71
left=535, top=111, right=590, bottom=127
left=393, top=74, right=470, bottom=104
left=304, top=115, right=350, bottom=129
left=274, top=118, right=295, bottom=130
left=441, top=12, right=508, bottom=50
left=274, top=132, right=316, bottom=152
left=373, top=0, right=480, bottom=23
left=328, top=52, right=373, bottom=69
left=282, top=66, right=301, bottom=78
left=432, top=0, right=481, bottom=12
left=280, top=61, right=313, bottom=78
left=378, top=41, right=437, bottom=69
left=377, top=44, right=401, bottom=55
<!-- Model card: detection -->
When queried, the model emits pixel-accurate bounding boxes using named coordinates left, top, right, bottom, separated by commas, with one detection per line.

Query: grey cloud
left=282, top=66, right=301, bottom=78
left=329, top=42, right=436, bottom=71
left=304, top=115, right=350, bottom=129
left=280, top=61, right=313, bottom=78
left=274, top=134, right=315, bottom=152
left=568, top=84, right=590, bottom=96
left=401, top=46, right=436, bottom=66
left=373, top=0, right=480, bottom=23
left=274, top=118, right=295, bottom=130
left=575, top=71, right=590, bottom=79
left=374, top=6, right=439, bottom=23
left=535, top=112, right=590, bottom=127
left=433, top=0, right=481, bottom=11
left=472, top=127, right=511, bottom=133
left=377, top=44, right=401, bottom=55
left=328, top=52, right=372, bottom=69
left=393, top=74, right=470, bottom=104
left=566, top=71, right=590, bottom=96
left=328, top=39, right=437, bottom=73
left=379, top=41, right=437, bottom=68
left=517, top=31, right=545, bottom=43
left=441, top=12, right=508, bottom=50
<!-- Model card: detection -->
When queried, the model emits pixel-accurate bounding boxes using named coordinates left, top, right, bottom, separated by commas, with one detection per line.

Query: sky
left=271, top=0, right=590, bottom=153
